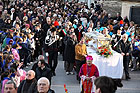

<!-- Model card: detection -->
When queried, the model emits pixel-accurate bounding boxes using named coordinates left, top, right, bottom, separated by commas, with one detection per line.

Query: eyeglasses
left=26, top=73, right=31, bottom=76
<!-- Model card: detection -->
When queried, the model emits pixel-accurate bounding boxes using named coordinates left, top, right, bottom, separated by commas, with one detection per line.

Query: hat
left=51, top=27, right=56, bottom=32
left=74, top=19, right=78, bottom=23
left=9, top=29, right=14, bottom=32
left=11, top=8, right=15, bottom=11
left=54, top=21, right=59, bottom=27
left=25, top=24, right=30, bottom=28
left=53, top=14, right=57, bottom=17
left=9, top=39, right=13, bottom=44
left=86, top=55, right=93, bottom=60
left=28, top=11, right=33, bottom=14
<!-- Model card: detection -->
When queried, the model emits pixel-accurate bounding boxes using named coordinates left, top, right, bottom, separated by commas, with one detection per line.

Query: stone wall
left=101, top=1, right=122, bottom=17
left=121, top=1, right=140, bottom=20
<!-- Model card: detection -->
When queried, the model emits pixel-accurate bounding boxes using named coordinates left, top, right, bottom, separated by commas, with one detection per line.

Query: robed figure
left=79, top=55, right=99, bottom=93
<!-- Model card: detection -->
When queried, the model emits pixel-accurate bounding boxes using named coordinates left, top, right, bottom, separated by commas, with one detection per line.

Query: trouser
left=123, top=56, right=130, bottom=78
left=65, top=61, right=74, bottom=72
left=34, top=46, right=42, bottom=59
left=42, top=48, right=47, bottom=61
left=132, top=57, right=138, bottom=69
left=48, top=51, right=58, bottom=72
left=75, top=60, right=86, bottom=80
left=132, top=50, right=140, bottom=69
left=24, top=52, right=31, bottom=66
left=0, top=44, right=2, bottom=51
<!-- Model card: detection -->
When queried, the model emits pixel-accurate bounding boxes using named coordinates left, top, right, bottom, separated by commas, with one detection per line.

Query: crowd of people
left=0, top=0, right=140, bottom=93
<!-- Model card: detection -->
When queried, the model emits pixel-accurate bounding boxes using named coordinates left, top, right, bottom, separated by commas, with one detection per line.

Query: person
left=117, top=34, right=131, bottom=80
left=34, top=23, right=46, bottom=60
left=75, top=37, right=87, bottom=81
left=74, top=24, right=84, bottom=42
left=131, top=35, right=140, bottom=71
left=79, top=55, right=99, bottom=93
left=4, top=80, right=17, bottom=93
left=11, top=44, right=20, bottom=62
left=45, top=27, right=59, bottom=76
left=32, top=55, right=45, bottom=71
left=17, top=70, right=37, bottom=93
left=37, top=77, right=55, bottom=93
left=94, top=76, right=117, bottom=93
left=1, top=70, right=11, bottom=93
left=35, top=60, right=52, bottom=84
left=64, top=32, right=77, bottom=75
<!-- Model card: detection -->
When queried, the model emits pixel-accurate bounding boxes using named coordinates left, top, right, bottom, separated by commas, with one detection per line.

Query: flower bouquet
left=97, top=45, right=113, bottom=58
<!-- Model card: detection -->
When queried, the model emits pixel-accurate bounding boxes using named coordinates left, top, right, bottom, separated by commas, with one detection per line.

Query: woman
left=64, top=32, right=77, bottom=75
left=1, top=70, right=11, bottom=93
left=79, top=55, right=99, bottom=93
left=11, top=44, right=20, bottom=62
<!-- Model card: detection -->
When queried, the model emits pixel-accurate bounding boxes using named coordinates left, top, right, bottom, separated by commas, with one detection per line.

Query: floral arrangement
left=97, top=45, right=113, bottom=58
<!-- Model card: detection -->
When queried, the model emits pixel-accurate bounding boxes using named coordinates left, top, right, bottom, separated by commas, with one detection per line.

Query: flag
left=62, top=29, right=67, bottom=36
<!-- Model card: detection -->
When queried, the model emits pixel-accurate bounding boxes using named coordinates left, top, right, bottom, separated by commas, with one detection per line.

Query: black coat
left=34, top=29, right=46, bottom=48
left=117, top=40, right=131, bottom=54
left=74, top=28, right=84, bottom=42
left=35, top=66, right=52, bottom=82
left=17, top=78, right=37, bottom=93
left=64, top=37, right=76, bottom=63
left=32, top=62, right=50, bottom=72
left=35, top=89, right=55, bottom=93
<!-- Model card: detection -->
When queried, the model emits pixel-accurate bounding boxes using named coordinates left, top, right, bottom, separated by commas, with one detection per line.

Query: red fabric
left=83, top=64, right=96, bottom=78
left=78, top=32, right=81, bottom=42
left=24, top=12, right=26, bottom=16
left=48, top=56, right=49, bottom=64
left=54, top=21, right=59, bottom=26
left=82, top=64, right=96, bottom=93
left=120, top=20, right=123, bottom=24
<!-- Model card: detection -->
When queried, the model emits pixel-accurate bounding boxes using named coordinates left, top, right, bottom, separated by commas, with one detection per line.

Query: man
left=117, top=34, right=131, bottom=80
left=94, top=76, right=117, bottom=93
left=35, top=60, right=52, bottom=83
left=75, top=37, right=87, bottom=81
left=37, top=77, right=55, bottom=93
left=18, top=38, right=31, bottom=68
left=79, top=55, right=99, bottom=93
left=34, top=23, right=46, bottom=60
left=74, top=24, right=84, bottom=42
left=45, top=27, right=59, bottom=76
left=4, top=80, right=17, bottom=93
left=17, top=70, right=37, bottom=93
left=32, top=55, right=50, bottom=71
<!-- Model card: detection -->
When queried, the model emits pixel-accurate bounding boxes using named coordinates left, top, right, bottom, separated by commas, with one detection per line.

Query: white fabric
left=87, top=47, right=123, bottom=79
left=80, top=75, right=96, bottom=93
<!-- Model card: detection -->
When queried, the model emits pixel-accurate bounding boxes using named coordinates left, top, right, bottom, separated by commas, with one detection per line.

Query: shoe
left=117, top=82, right=123, bottom=87
left=131, top=68, right=137, bottom=71
left=53, top=72, right=56, bottom=76
left=66, top=72, right=70, bottom=75
left=69, top=72, right=75, bottom=75
left=76, top=75, right=79, bottom=80
left=129, top=65, right=133, bottom=68
left=126, top=76, right=131, bottom=80
left=30, top=62, right=33, bottom=64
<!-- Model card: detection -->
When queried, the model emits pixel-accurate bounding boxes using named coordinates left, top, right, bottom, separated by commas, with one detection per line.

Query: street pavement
left=26, top=54, right=140, bottom=93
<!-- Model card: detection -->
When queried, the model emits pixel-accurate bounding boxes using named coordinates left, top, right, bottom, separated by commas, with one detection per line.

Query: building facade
left=121, top=0, right=140, bottom=25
